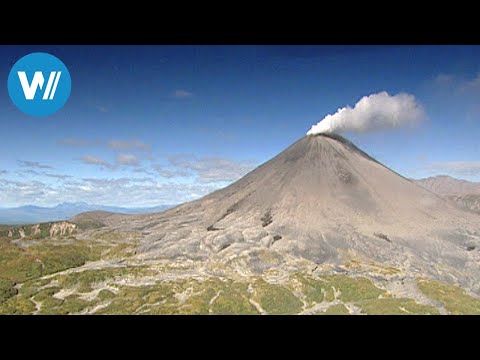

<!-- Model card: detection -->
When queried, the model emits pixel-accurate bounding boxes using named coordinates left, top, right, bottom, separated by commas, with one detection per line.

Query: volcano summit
left=78, top=134, right=480, bottom=294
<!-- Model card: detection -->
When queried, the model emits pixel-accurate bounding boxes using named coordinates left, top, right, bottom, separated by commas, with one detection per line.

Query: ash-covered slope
left=94, top=134, right=480, bottom=291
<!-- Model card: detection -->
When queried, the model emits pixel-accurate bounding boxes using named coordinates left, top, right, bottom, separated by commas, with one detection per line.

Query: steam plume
left=307, top=91, right=425, bottom=135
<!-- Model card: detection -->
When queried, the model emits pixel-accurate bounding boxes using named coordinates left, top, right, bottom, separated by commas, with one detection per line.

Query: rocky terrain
left=0, top=221, right=76, bottom=240
left=1, top=134, right=479, bottom=315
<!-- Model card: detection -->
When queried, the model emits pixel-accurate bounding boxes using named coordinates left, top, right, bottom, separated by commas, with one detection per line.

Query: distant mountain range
left=0, top=202, right=174, bottom=225
left=2, top=175, right=478, bottom=225
left=415, top=175, right=480, bottom=196
left=415, top=175, right=480, bottom=214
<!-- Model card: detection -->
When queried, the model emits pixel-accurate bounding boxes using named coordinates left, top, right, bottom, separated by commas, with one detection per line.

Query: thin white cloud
left=80, top=153, right=143, bottom=170
left=132, top=167, right=156, bottom=176
left=80, top=155, right=114, bottom=170
left=107, top=140, right=151, bottom=152
left=59, top=138, right=92, bottom=147
left=59, top=138, right=151, bottom=153
left=0, top=170, right=7, bottom=175
left=169, top=155, right=256, bottom=183
left=434, top=74, right=454, bottom=85
left=460, top=73, right=480, bottom=93
left=116, top=153, right=140, bottom=167
left=49, top=173, right=72, bottom=179
left=153, top=165, right=191, bottom=179
left=172, top=89, right=193, bottom=98
left=18, top=169, right=72, bottom=179
left=96, top=105, right=109, bottom=113
left=44, top=173, right=72, bottom=180
left=18, top=160, right=54, bottom=170
left=433, top=72, right=480, bottom=94
left=0, top=176, right=219, bottom=208
left=0, top=179, right=57, bottom=205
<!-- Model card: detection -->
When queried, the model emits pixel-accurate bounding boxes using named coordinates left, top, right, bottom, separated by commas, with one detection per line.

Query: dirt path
left=39, top=259, right=129, bottom=281
left=247, top=284, right=266, bottom=314
left=30, top=296, right=42, bottom=315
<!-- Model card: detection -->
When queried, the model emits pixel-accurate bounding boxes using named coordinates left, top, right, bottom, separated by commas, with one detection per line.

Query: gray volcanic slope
left=82, top=134, right=480, bottom=291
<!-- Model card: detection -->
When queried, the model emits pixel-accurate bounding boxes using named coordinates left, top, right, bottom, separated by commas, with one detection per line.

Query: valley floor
left=1, top=229, right=480, bottom=315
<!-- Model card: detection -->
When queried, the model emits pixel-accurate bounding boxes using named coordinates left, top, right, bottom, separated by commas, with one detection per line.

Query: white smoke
left=307, top=91, right=425, bottom=135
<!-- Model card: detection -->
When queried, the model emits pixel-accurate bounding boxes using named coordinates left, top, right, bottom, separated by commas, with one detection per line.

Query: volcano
left=78, top=134, right=480, bottom=292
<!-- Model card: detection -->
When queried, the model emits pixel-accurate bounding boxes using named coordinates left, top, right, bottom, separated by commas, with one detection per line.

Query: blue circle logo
left=7, top=52, right=71, bottom=116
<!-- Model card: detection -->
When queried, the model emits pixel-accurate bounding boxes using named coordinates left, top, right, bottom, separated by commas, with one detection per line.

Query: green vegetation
left=210, top=282, right=258, bottom=315
left=73, top=219, right=106, bottom=230
left=93, top=230, right=127, bottom=242
left=0, top=236, right=103, bottom=314
left=0, top=239, right=101, bottom=284
left=319, top=304, right=350, bottom=315
left=0, top=293, right=36, bottom=314
left=36, top=244, right=102, bottom=275
left=290, top=273, right=325, bottom=305
left=95, top=278, right=257, bottom=315
left=417, top=279, right=480, bottom=315
left=0, top=279, right=17, bottom=302
left=359, top=298, right=439, bottom=315
left=0, top=226, right=11, bottom=239
left=292, top=274, right=440, bottom=315
left=56, top=295, right=91, bottom=314
left=55, top=267, right=137, bottom=293
left=37, top=294, right=91, bottom=315
left=2, top=284, right=96, bottom=315
left=1, top=268, right=132, bottom=315
left=253, top=278, right=303, bottom=314
left=98, top=280, right=206, bottom=315
left=97, top=289, right=116, bottom=301
left=0, top=239, right=42, bottom=282
left=1, top=262, right=477, bottom=315
left=321, top=275, right=385, bottom=303
left=2, top=224, right=479, bottom=315
left=291, top=274, right=385, bottom=304
left=34, top=287, right=64, bottom=313
left=30, top=223, right=53, bottom=239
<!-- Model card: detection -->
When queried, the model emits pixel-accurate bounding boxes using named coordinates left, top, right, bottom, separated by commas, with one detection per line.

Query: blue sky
left=0, top=45, right=479, bottom=207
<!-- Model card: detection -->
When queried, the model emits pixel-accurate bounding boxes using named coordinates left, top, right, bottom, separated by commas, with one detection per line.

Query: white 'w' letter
left=17, top=71, right=61, bottom=100
left=18, top=71, right=45, bottom=100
